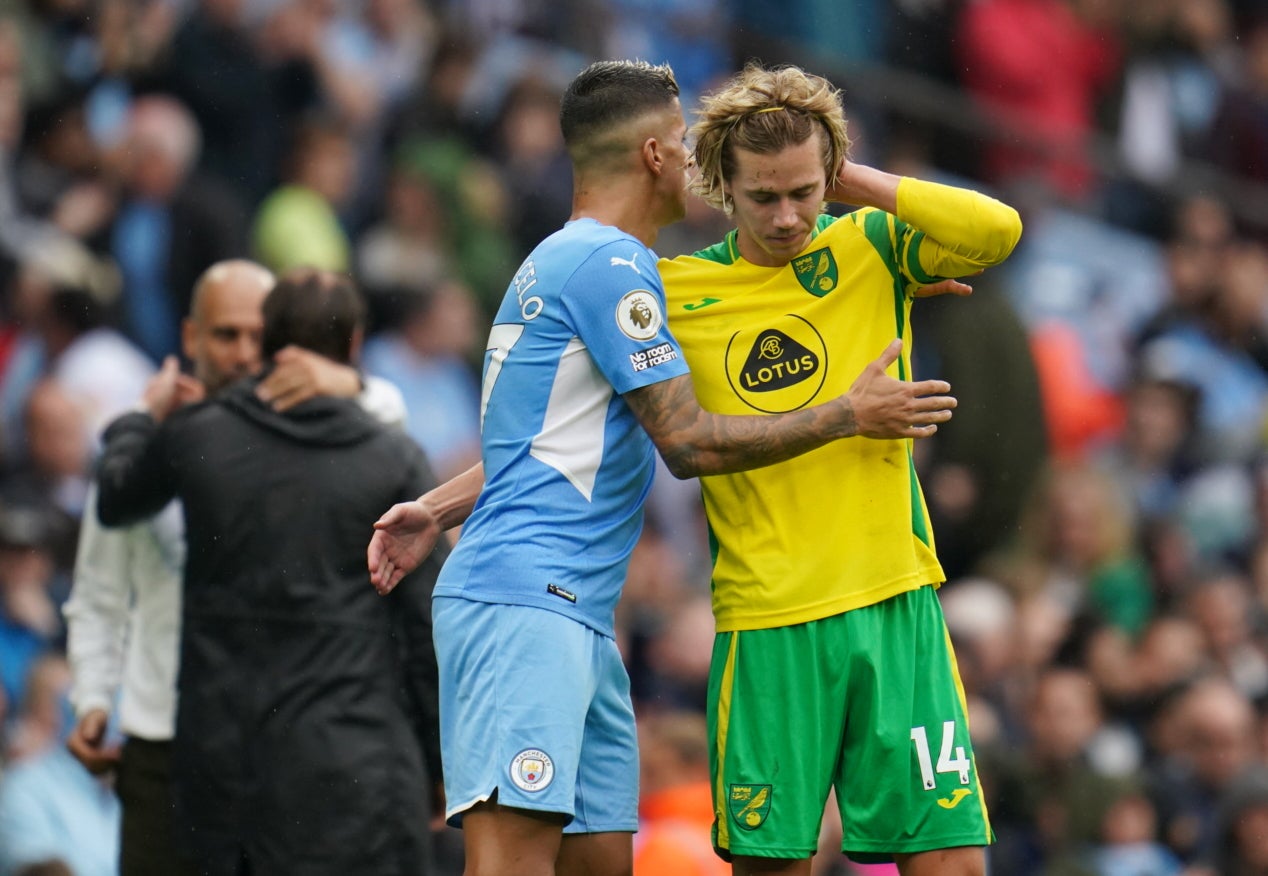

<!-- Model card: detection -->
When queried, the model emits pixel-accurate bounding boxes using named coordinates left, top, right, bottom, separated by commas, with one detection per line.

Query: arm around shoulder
left=95, top=410, right=176, bottom=527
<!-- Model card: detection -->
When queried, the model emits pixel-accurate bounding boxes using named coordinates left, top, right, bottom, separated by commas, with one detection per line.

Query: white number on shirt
left=481, top=323, right=525, bottom=429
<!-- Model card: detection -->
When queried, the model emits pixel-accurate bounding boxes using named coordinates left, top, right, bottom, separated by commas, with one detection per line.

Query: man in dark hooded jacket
left=95, top=268, right=444, bottom=876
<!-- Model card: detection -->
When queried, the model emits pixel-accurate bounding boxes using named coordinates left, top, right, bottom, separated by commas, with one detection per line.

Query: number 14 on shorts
left=909, top=721, right=971, bottom=790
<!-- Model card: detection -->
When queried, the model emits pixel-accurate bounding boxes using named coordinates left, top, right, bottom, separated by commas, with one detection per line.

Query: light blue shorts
left=433, top=595, right=639, bottom=834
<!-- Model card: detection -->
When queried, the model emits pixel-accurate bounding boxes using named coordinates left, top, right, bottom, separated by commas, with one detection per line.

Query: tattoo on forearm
left=626, top=377, right=857, bottom=478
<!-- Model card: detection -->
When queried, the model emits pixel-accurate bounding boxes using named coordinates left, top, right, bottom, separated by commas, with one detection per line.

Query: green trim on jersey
left=856, top=210, right=909, bottom=381
left=692, top=231, right=740, bottom=266
left=690, top=215, right=839, bottom=267
left=908, top=451, right=931, bottom=547
left=904, top=230, right=938, bottom=284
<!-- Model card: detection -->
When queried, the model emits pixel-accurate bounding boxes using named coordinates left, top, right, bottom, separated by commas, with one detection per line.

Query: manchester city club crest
left=791, top=248, right=838, bottom=296
left=510, top=748, right=555, bottom=792
left=728, top=783, right=772, bottom=830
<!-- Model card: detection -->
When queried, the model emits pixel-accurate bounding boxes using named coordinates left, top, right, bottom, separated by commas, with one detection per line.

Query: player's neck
left=571, top=174, right=659, bottom=249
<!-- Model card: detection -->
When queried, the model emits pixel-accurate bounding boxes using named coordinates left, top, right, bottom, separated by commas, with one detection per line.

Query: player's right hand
left=847, top=339, right=956, bottom=440
left=368, top=500, right=442, bottom=595
left=66, top=708, right=121, bottom=775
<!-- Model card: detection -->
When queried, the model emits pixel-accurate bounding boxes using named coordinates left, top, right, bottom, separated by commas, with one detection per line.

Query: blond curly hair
left=690, top=63, right=850, bottom=211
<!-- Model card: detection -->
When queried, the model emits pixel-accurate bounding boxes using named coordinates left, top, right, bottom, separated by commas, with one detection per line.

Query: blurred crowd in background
left=1, top=0, right=1268, bottom=873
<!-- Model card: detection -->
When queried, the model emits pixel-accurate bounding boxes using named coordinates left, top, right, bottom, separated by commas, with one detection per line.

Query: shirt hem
left=712, top=571, right=943, bottom=633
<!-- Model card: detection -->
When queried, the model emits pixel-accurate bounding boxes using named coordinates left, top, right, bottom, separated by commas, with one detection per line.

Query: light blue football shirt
left=434, top=219, right=690, bottom=637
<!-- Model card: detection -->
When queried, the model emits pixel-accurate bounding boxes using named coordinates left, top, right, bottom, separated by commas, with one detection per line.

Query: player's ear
left=181, top=318, right=198, bottom=361
left=642, top=137, right=663, bottom=176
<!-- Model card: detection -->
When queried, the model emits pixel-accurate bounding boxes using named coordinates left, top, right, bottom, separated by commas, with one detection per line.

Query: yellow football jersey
left=660, top=177, right=1022, bottom=631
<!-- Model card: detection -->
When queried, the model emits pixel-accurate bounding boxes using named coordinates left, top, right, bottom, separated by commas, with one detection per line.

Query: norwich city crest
left=791, top=248, right=838, bottom=296
left=729, top=783, right=772, bottom=830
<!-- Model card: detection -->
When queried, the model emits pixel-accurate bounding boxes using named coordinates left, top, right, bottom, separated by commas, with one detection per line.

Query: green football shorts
left=707, top=585, right=992, bottom=863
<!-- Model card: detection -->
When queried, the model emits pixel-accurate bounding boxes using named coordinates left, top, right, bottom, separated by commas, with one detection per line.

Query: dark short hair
left=559, top=60, right=679, bottom=150
left=261, top=268, right=365, bottom=362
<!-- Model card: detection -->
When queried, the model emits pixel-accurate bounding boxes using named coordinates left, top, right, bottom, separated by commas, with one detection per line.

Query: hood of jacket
left=216, top=374, right=380, bottom=448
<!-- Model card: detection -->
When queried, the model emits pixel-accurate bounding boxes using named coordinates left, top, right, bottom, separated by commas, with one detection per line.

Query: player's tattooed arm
left=624, top=339, right=956, bottom=479
left=625, top=374, right=855, bottom=477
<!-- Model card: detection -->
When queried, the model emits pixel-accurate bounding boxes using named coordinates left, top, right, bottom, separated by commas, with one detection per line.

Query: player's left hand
left=257, top=345, right=362, bottom=411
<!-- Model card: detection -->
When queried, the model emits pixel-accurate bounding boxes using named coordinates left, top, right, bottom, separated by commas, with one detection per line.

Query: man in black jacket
left=95, top=268, right=444, bottom=876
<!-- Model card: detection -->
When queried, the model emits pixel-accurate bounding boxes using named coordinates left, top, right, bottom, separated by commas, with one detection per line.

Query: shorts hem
left=716, top=845, right=815, bottom=860
left=843, top=837, right=990, bottom=863
left=562, top=822, right=638, bottom=836
left=446, top=792, right=575, bottom=829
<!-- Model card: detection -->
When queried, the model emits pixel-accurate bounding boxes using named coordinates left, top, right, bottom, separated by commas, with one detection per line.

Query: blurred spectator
left=0, top=380, right=89, bottom=578
left=386, top=30, right=484, bottom=153
left=14, top=88, right=113, bottom=241
left=1105, top=0, right=1236, bottom=237
left=159, top=0, right=316, bottom=206
left=1097, top=375, right=1200, bottom=526
left=0, top=247, right=113, bottom=471
left=1001, top=204, right=1168, bottom=458
left=356, top=160, right=455, bottom=301
left=107, top=93, right=249, bottom=363
left=1083, top=782, right=1182, bottom=876
left=1086, top=614, right=1210, bottom=739
left=10, top=379, right=91, bottom=516
left=388, top=134, right=519, bottom=315
left=0, top=19, right=111, bottom=298
left=360, top=278, right=482, bottom=481
left=955, top=0, right=1121, bottom=202
left=601, top=0, right=729, bottom=108
left=1182, top=568, right=1268, bottom=701
left=336, top=0, right=439, bottom=224
left=34, top=282, right=154, bottom=454
left=1137, top=194, right=1235, bottom=348
left=251, top=113, right=355, bottom=272
left=0, top=655, right=120, bottom=876
left=634, top=710, right=726, bottom=876
left=1147, top=676, right=1259, bottom=866
left=1135, top=204, right=1268, bottom=466
left=982, top=667, right=1139, bottom=875
left=1205, top=13, right=1268, bottom=187
left=490, top=74, right=572, bottom=256
left=386, top=34, right=522, bottom=311
left=0, top=505, right=62, bottom=717
left=237, top=0, right=434, bottom=228
left=3, top=650, right=69, bottom=763
left=941, top=577, right=1023, bottom=746
left=638, top=594, right=714, bottom=713
left=987, top=459, right=1153, bottom=637
left=1213, top=767, right=1268, bottom=876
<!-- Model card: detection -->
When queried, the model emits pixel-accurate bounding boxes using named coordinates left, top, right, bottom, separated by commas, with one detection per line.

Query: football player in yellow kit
left=658, top=62, right=1022, bottom=876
